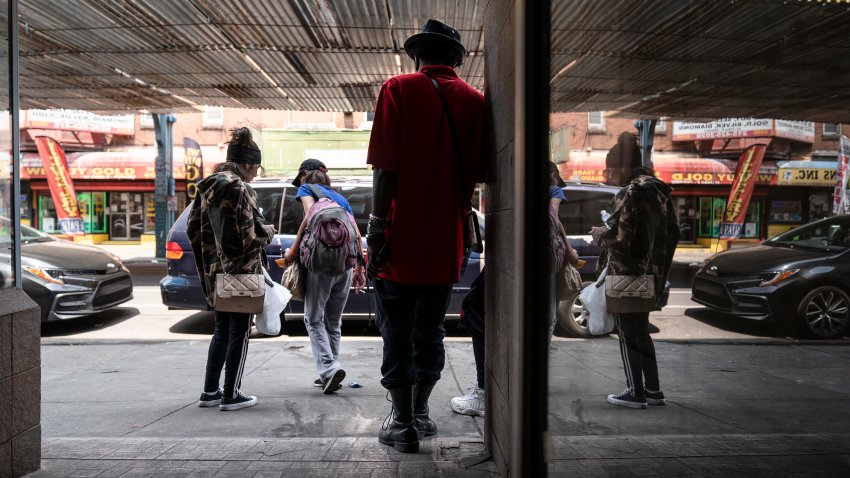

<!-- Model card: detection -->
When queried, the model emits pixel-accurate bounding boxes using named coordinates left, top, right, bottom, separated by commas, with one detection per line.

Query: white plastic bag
left=256, top=267, right=291, bottom=336
left=579, top=266, right=615, bottom=335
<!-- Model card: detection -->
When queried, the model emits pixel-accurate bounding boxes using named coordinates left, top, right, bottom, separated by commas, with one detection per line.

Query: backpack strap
left=307, top=184, right=328, bottom=200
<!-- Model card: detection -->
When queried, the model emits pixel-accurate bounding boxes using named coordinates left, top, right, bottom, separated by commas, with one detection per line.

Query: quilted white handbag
left=214, top=272, right=265, bottom=313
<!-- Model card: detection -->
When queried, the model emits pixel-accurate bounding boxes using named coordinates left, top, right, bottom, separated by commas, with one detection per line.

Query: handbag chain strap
left=422, top=72, right=473, bottom=211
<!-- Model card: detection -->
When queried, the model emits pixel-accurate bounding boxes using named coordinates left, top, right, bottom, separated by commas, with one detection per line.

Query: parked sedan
left=0, top=220, right=134, bottom=322
left=692, top=215, right=850, bottom=339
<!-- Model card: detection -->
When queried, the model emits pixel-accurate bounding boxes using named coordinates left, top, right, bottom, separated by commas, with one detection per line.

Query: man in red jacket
left=366, top=19, right=485, bottom=453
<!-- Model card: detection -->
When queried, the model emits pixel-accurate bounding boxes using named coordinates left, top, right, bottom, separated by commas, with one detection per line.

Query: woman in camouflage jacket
left=187, top=127, right=274, bottom=411
left=592, top=132, right=680, bottom=410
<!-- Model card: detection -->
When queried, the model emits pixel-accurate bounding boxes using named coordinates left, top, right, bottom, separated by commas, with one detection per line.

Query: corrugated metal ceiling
left=8, top=0, right=485, bottom=112
left=551, top=0, right=850, bottom=122
left=5, top=1, right=850, bottom=122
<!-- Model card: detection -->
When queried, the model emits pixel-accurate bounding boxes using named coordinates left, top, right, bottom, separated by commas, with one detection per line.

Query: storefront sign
left=184, top=137, right=204, bottom=202
left=672, top=118, right=814, bottom=143
left=833, top=136, right=850, bottom=215
left=561, top=156, right=777, bottom=185
left=777, top=164, right=836, bottom=186
left=720, top=144, right=767, bottom=239
left=775, top=120, right=815, bottom=143
left=34, top=137, right=85, bottom=234
left=672, top=118, right=773, bottom=141
left=657, top=170, right=776, bottom=185
left=24, top=109, right=135, bottom=135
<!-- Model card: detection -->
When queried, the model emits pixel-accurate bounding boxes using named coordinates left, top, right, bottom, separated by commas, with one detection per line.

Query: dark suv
left=159, top=177, right=483, bottom=320
left=159, top=178, right=617, bottom=336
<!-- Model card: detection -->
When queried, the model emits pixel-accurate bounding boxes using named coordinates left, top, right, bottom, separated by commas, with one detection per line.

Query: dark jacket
left=187, top=171, right=271, bottom=306
left=597, top=175, right=680, bottom=296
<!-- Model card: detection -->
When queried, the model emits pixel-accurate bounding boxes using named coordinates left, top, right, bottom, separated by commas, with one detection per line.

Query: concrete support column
left=483, top=0, right=551, bottom=475
left=512, top=0, right=551, bottom=476
left=0, top=289, right=41, bottom=477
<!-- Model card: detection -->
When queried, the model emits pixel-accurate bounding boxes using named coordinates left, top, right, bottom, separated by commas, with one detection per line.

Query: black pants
left=615, top=312, right=660, bottom=398
left=460, top=268, right=486, bottom=389
left=374, top=279, right=452, bottom=390
left=204, top=310, right=252, bottom=399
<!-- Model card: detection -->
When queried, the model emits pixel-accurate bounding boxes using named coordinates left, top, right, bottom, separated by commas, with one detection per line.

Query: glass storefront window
left=38, top=193, right=58, bottom=233
left=91, top=192, right=107, bottom=233
left=144, top=193, right=155, bottom=234
left=698, top=196, right=761, bottom=239
left=698, top=197, right=724, bottom=238
left=108, top=191, right=145, bottom=240
left=674, top=197, right=697, bottom=243
left=743, top=201, right=761, bottom=238
left=75, top=191, right=107, bottom=234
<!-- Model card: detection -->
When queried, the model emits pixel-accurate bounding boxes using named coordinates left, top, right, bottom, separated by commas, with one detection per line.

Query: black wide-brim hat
left=404, top=19, right=467, bottom=64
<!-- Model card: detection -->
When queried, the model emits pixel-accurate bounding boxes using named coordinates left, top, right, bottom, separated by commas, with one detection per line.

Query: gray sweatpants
left=304, top=269, right=353, bottom=382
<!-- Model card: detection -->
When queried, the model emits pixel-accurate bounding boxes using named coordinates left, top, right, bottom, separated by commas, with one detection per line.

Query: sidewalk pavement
left=32, top=338, right=850, bottom=477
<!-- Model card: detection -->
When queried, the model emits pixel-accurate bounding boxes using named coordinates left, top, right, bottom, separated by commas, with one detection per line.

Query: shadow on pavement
left=685, top=307, right=788, bottom=338
left=275, top=316, right=465, bottom=338
left=168, top=311, right=216, bottom=334
left=41, top=308, right=139, bottom=337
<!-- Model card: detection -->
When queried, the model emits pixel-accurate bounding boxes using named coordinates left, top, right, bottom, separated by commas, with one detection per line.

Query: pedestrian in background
left=451, top=162, right=574, bottom=418
left=187, top=127, right=274, bottom=411
left=548, top=161, right=578, bottom=345
left=283, top=159, right=367, bottom=394
left=366, top=19, right=485, bottom=453
left=591, top=132, right=680, bottom=409
left=450, top=266, right=486, bottom=417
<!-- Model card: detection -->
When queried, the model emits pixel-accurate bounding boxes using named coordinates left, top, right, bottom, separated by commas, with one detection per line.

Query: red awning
left=21, top=147, right=225, bottom=181
left=560, top=154, right=778, bottom=186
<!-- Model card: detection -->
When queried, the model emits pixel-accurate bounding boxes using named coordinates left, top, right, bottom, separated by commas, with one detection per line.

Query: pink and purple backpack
left=298, top=186, right=360, bottom=276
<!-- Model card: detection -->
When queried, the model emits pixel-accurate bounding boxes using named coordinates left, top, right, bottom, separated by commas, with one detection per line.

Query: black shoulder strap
left=422, top=72, right=472, bottom=209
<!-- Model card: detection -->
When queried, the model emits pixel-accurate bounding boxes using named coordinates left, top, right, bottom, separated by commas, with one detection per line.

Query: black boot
left=413, top=383, right=437, bottom=438
left=378, top=387, right=419, bottom=453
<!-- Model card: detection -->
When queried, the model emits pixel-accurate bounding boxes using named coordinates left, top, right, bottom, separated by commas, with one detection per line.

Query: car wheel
left=797, top=286, right=850, bottom=339
left=556, top=281, right=599, bottom=338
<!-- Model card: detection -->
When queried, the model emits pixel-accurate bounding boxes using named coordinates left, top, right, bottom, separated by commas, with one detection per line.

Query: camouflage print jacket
left=187, top=171, right=272, bottom=306
left=596, top=175, right=680, bottom=296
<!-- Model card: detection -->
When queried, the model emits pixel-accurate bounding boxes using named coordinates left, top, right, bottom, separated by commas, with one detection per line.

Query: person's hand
left=567, top=247, right=579, bottom=267
left=366, top=235, right=389, bottom=280
left=590, top=226, right=608, bottom=245
left=282, top=247, right=297, bottom=267
left=264, top=224, right=277, bottom=238
left=352, top=268, right=367, bottom=293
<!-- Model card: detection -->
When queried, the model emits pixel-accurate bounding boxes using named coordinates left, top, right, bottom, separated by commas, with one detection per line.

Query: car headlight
left=23, top=266, right=65, bottom=285
left=758, top=269, right=799, bottom=287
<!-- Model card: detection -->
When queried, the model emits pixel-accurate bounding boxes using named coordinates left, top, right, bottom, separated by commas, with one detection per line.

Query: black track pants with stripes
left=204, top=310, right=252, bottom=398
left=615, top=312, right=660, bottom=397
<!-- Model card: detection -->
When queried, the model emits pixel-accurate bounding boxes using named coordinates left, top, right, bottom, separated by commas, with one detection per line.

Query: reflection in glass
left=0, top=0, right=12, bottom=288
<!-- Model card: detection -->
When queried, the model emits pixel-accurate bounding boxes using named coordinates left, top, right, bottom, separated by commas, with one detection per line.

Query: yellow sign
left=777, top=168, right=836, bottom=186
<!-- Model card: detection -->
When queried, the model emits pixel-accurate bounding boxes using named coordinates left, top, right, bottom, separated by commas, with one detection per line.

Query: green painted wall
left=260, top=129, right=372, bottom=177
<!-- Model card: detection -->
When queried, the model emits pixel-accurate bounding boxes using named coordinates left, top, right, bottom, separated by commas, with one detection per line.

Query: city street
left=39, top=263, right=800, bottom=343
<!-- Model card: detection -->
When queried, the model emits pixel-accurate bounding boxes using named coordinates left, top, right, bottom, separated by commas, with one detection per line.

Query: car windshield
left=256, top=184, right=372, bottom=236
left=0, top=219, right=55, bottom=246
left=765, top=217, right=850, bottom=253
left=559, top=189, right=616, bottom=235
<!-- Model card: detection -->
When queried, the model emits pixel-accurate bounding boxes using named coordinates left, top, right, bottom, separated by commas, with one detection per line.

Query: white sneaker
left=451, top=386, right=485, bottom=417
